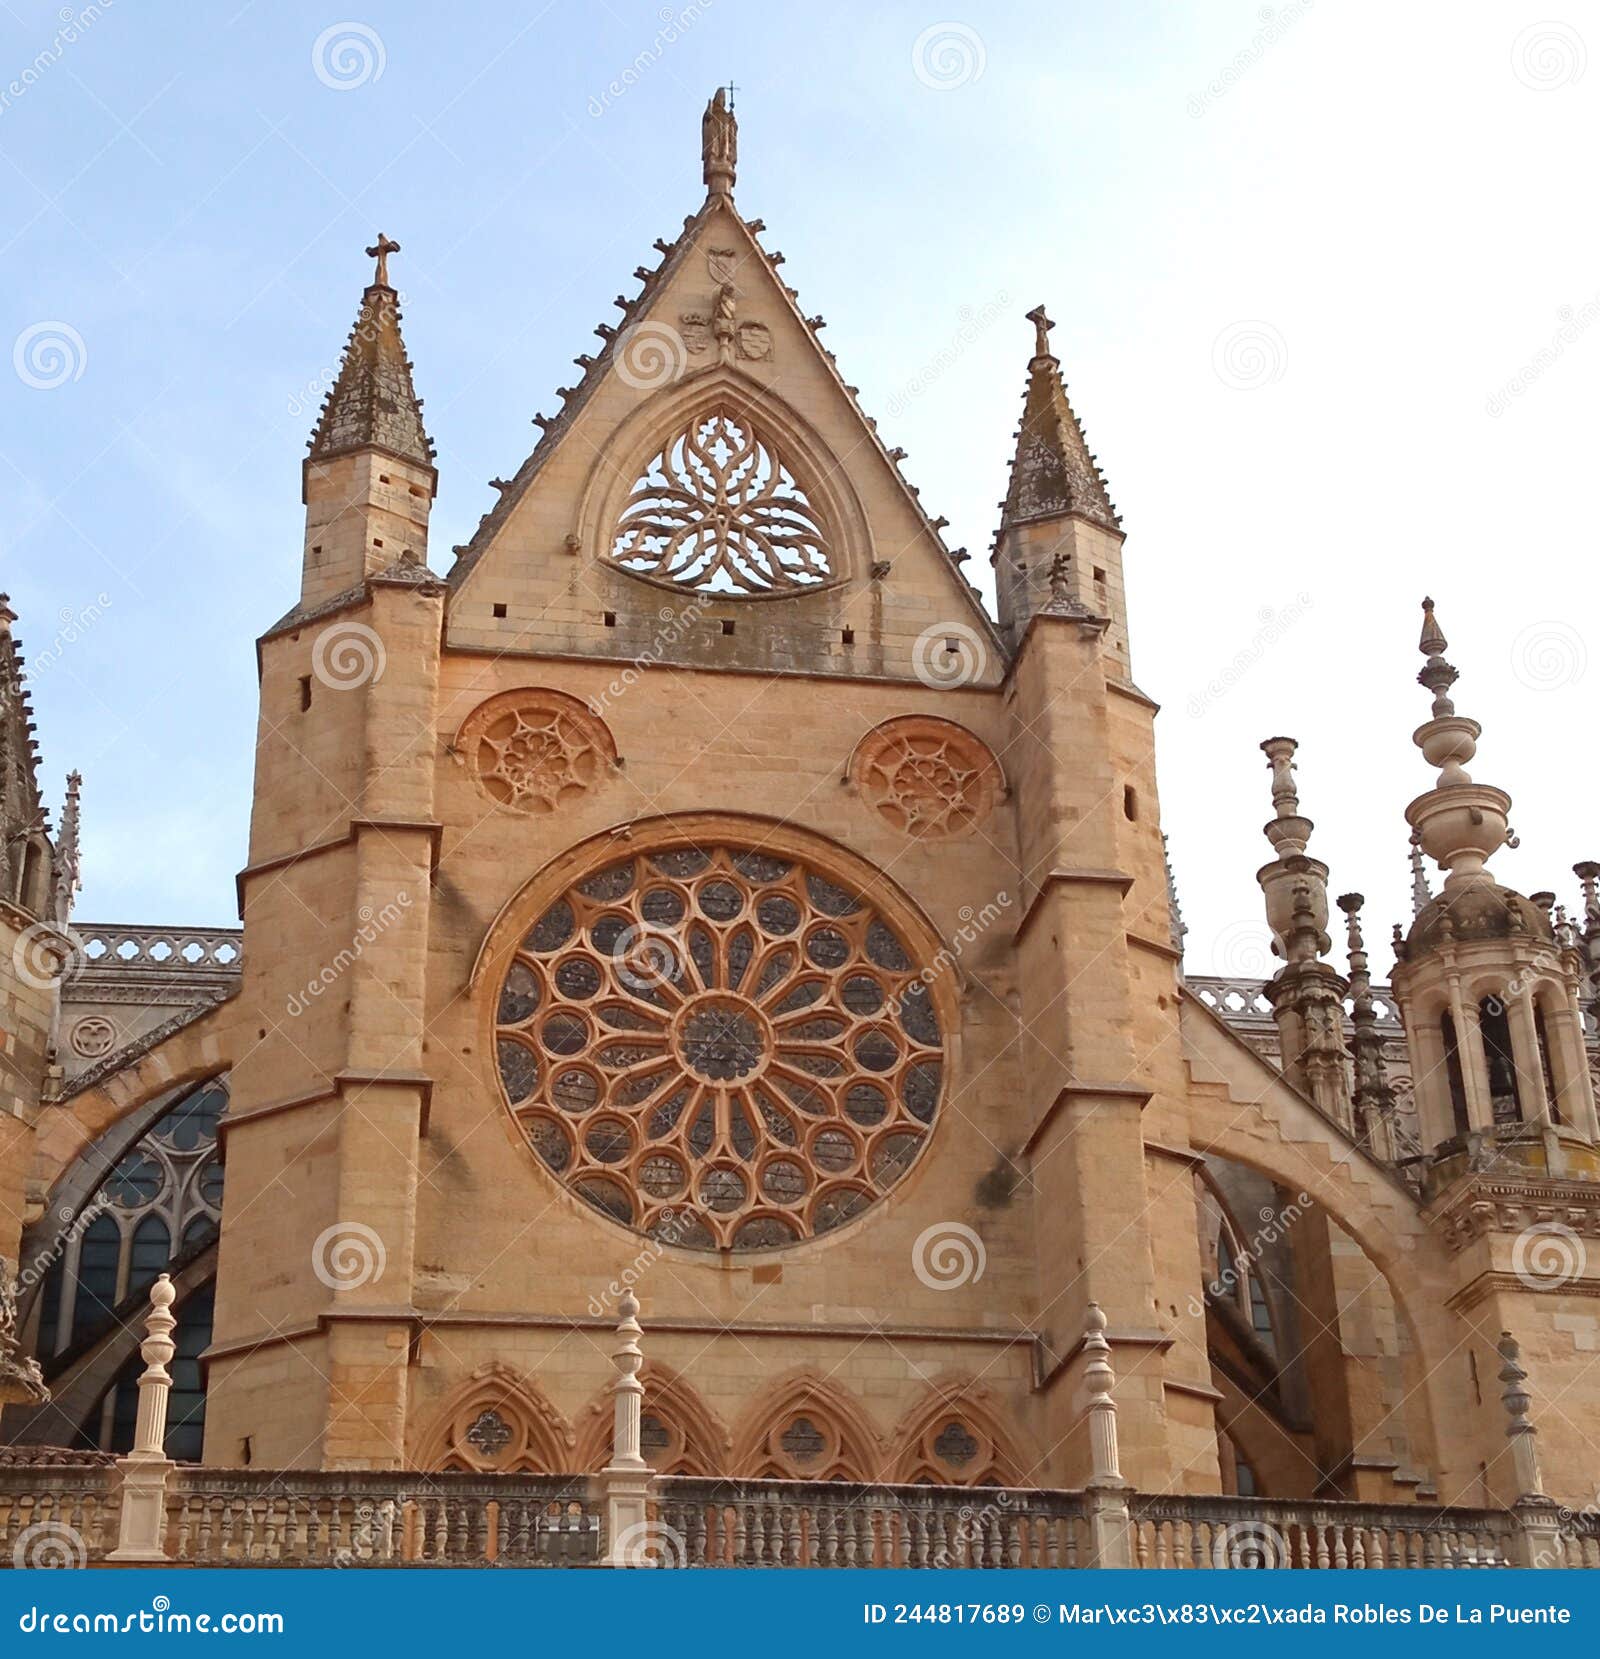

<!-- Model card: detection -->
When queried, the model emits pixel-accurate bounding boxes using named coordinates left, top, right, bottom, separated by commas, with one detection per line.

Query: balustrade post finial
left=600, top=1290, right=655, bottom=1567
left=1497, top=1331, right=1546, bottom=1500
left=108, top=1274, right=178, bottom=1561
left=1083, top=1302, right=1122, bottom=1485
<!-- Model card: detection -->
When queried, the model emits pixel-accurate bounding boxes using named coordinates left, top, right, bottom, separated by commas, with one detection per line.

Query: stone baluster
left=1499, top=1331, right=1566, bottom=1568
left=108, top=1273, right=178, bottom=1561
left=600, top=1291, right=655, bottom=1566
left=1081, top=1302, right=1133, bottom=1567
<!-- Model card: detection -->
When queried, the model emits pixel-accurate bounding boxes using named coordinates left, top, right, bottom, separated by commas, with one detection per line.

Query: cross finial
left=1025, top=304, right=1055, bottom=361
left=365, top=233, right=400, bottom=288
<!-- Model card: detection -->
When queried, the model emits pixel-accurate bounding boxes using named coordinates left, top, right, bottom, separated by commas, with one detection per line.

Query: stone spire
left=1408, top=829, right=1433, bottom=917
left=1256, top=737, right=1353, bottom=1126
left=701, top=86, right=737, bottom=197
left=1000, top=307, right=1119, bottom=535
left=307, top=236, right=435, bottom=471
left=50, top=771, right=80, bottom=928
left=1163, top=833, right=1187, bottom=964
left=1406, top=597, right=1512, bottom=890
left=1338, top=892, right=1395, bottom=1156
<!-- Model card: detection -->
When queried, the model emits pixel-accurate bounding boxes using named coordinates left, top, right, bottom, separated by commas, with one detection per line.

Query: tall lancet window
left=608, top=407, right=835, bottom=595
left=1479, top=998, right=1522, bottom=1124
left=1440, top=1011, right=1470, bottom=1138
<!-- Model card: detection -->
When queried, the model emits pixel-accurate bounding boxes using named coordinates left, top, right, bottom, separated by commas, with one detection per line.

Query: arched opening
left=1195, top=1154, right=1431, bottom=1503
left=1478, top=996, right=1521, bottom=1123
left=1440, top=1011, right=1470, bottom=1137
left=1534, top=999, right=1561, bottom=1125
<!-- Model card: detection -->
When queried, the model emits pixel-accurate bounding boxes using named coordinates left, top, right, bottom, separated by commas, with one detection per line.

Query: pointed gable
left=445, top=93, right=1002, bottom=681
left=308, top=236, right=434, bottom=473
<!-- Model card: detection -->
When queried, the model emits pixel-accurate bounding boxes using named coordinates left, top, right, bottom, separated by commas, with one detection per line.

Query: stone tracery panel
left=850, top=717, right=1002, bottom=840
left=607, top=407, right=835, bottom=595
left=494, top=840, right=945, bottom=1251
left=456, top=690, right=616, bottom=816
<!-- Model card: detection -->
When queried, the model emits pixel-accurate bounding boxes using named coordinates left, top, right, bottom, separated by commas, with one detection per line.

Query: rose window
left=457, top=690, right=616, bottom=816
left=608, top=409, right=835, bottom=594
left=851, top=717, right=1001, bottom=840
left=495, top=843, right=945, bottom=1250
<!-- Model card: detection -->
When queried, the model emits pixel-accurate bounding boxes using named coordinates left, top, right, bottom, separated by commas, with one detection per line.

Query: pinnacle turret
left=307, top=236, right=435, bottom=473
left=1000, top=306, right=1119, bottom=535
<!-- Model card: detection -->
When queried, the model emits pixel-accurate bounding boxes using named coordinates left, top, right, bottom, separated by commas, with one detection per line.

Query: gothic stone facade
left=5, top=94, right=1600, bottom=1516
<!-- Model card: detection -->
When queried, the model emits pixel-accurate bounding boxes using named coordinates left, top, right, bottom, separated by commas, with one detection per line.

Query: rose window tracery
left=495, top=842, right=945, bottom=1250
left=608, top=409, right=835, bottom=595
left=457, top=691, right=616, bottom=815
left=851, top=717, right=1002, bottom=840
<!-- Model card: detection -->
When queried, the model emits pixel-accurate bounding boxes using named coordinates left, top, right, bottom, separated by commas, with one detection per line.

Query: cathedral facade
left=3, top=93, right=1600, bottom=1562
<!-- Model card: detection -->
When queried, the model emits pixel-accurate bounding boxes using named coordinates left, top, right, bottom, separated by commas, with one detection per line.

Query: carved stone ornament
left=456, top=690, right=617, bottom=816
left=737, top=322, right=773, bottom=362
left=707, top=247, right=738, bottom=285
left=679, top=312, right=711, bottom=355
left=850, top=717, right=1003, bottom=840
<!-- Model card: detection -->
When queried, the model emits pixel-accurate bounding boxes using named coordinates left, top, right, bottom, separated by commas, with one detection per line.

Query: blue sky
left=3, top=0, right=1598, bottom=974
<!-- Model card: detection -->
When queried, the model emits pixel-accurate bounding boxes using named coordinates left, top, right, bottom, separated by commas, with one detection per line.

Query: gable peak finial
left=1025, top=304, right=1055, bottom=361
left=365, top=233, right=400, bottom=289
left=702, top=86, right=738, bottom=196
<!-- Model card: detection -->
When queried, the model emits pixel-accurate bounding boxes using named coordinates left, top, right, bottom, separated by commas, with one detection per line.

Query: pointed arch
left=575, top=368, right=870, bottom=598
left=730, top=1370, right=882, bottom=1482
left=412, top=1364, right=576, bottom=1474
left=573, top=1361, right=729, bottom=1475
left=886, top=1377, right=1025, bottom=1486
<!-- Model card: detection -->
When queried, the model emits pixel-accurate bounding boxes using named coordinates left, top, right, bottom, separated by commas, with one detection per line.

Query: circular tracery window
left=495, top=843, right=945, bottom=1251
